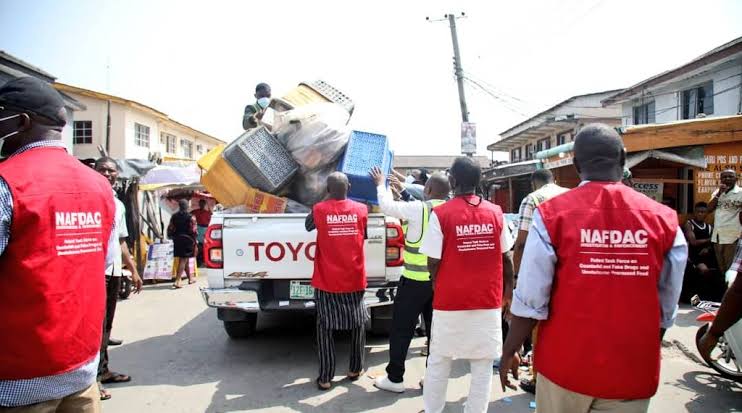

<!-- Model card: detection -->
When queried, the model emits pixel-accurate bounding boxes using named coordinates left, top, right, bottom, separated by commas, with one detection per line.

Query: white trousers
left=423, top=354, right=494, bottom=413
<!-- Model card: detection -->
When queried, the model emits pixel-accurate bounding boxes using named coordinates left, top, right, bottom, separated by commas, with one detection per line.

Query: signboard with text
left=695, top=142, right=742, bottom=204
left=632, top=181, right=664, bottom=202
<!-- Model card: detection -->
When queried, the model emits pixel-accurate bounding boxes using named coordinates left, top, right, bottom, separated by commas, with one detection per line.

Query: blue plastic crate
left=338, top=131, right=393, bottom=204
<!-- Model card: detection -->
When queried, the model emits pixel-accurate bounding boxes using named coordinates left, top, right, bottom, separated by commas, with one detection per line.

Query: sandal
left=99, top=384, right=111, bottom=401
left=172, top=284, right=182, bottom=289
left=188, top=280, right=197, bottom=285
left=316, top=378, right=331, bottom=391
left=347, top=371, right=362, bottom=382
left=100, top=372, right=132, bottom=384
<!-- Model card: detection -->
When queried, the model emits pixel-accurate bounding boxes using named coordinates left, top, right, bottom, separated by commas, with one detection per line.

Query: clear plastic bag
left=290, top=161, right=339, bottom=207
left=271, top=103, right=351, bottom=172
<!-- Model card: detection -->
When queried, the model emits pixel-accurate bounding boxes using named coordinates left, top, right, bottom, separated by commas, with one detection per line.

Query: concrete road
left=103, top=277, right=741, bottom=412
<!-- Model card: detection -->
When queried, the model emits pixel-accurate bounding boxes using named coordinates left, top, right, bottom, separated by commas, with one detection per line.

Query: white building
left=54, top=83, right=225, bottom=161
left=602, top=36, right=742, bottom=126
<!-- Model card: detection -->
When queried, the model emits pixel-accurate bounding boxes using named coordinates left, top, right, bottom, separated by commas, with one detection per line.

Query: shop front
left=535, top=115, right=742, bottom=223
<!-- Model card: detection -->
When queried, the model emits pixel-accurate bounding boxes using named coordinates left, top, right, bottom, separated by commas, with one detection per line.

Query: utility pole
left=428, top=12, right=473, bottom=156
left=447, top=13, right=469, bottom=123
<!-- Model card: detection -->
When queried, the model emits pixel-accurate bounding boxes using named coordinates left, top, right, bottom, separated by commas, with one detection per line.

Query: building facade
left=602, top=37, right=742, bottom=127
left=393, top=155, right=490, bottom=176
left=484, top=90, right=623, bottom=212
left=54, top=83, right=224, bottom=161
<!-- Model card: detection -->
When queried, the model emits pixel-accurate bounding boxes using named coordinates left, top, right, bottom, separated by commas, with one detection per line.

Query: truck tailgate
left=222, top=213, right=386, bottom=280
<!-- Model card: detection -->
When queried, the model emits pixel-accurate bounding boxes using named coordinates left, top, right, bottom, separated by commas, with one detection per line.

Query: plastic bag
left=286, top=198, right=311, bottom=213
left=290, top=161, right=339, bottom=207
left=271, top=103, right=351, bottom=172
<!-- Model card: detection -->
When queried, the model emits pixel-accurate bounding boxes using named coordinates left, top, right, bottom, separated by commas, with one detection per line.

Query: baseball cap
left=0, top=77, right=67, bottom=127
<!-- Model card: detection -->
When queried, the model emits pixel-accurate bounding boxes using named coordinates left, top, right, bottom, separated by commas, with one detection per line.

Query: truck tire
left=223, top=314, right=257, bottom=339
left=370, top=306, right=393, bottom=336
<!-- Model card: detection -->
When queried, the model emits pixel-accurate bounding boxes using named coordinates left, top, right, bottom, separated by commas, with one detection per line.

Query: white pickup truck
left=199, top=212, right=404, bottom=338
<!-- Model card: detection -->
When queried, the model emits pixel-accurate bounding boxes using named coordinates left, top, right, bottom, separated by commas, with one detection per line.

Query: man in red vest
left=0, top=77, right=115, bottom=411
left=420, top=157, right=514, bottom=413
left=499, top=124, right=687, bottom=413
left=305, top=172, right=369, bottom=391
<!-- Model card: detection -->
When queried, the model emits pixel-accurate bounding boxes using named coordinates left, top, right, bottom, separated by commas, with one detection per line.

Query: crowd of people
left=306, top=124, right=742, bottom=413
left=1, top=76, right=741, bottom=413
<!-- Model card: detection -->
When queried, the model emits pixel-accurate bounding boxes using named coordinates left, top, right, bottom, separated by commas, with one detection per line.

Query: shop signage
left=543, top=155, right=573, bottom=170
left=695, top=142, right=742, bottom=203
left=632, top=181, right=664, bottom=202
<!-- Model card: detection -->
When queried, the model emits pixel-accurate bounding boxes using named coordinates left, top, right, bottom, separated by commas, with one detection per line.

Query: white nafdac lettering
left=326, top=214, right=358, bottom=224
left=55, top=211, right=102, bottom=227
left=580, top=229, right=649, bottom=245
left=456, top=224, right=494, bottom=236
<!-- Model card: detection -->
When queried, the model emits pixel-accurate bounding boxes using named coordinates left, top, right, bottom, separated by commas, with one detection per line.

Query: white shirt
left=376, top=184, right=440, bottom=242
left=711, top=185, right=742, bottom=244
left=105, top=193, right=128, bottom=277
left=420, top=202, right=514, bottom=359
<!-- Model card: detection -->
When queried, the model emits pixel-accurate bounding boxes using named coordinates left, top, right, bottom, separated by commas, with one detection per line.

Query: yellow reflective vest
left=402, top=199, right=445, bottom=281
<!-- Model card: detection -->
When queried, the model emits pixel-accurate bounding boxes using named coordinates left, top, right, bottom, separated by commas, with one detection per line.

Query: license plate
left=289, top=281, right=315, bottom=300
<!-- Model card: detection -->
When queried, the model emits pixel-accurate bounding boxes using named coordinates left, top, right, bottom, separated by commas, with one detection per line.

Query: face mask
left=257, top=97, right=271, bottom=109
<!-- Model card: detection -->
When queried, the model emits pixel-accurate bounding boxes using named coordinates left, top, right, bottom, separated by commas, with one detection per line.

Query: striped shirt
left=0, top=140, right=100, bottom=407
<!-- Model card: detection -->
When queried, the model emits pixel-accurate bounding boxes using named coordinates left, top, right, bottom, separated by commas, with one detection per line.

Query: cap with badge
left=0, top=77, right=67, bottom=127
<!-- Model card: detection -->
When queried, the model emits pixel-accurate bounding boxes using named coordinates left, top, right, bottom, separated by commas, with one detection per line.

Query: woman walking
left=168, top=199, right=197, bottom=288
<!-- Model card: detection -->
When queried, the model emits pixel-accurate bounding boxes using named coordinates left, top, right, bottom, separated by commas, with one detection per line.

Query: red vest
left=433, top=196, right=505, bottom=311
left=311, top=199, right=368, bottom=293
left=0, top=146, right=114, bottom=380
left=536, top=182, right=677, bottom=399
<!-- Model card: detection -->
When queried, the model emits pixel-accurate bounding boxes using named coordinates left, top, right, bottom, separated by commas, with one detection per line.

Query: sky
left=1, top=0, right=740, bottom=158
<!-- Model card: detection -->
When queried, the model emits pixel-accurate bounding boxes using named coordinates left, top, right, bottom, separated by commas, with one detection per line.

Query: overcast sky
left=1, top=0, right=740, bottom=157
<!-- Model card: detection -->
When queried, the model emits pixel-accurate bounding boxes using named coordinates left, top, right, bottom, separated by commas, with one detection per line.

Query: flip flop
left=188, top=280, right=197, bottom=285
left=172, top=284, right=182, bottom=289
left=316, top=378, right=331, bottom=391
left=99, top=384, right=112, bottom=401
left=101, top=372, right=132, bottom=384
left=347, top=371, right=363, bottom=382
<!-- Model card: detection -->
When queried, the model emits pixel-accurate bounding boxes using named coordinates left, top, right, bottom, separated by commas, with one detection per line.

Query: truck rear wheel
left=223, top=314, right=257, bottom=339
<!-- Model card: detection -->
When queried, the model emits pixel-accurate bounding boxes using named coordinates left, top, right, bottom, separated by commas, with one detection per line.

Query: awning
left=625, top=146, right=707, bottom=169
left=483, top=159, right=540, bottom=181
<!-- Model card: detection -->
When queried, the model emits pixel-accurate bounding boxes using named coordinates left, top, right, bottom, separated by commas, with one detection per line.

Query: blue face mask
left=257, top=97, right=271, bottom=109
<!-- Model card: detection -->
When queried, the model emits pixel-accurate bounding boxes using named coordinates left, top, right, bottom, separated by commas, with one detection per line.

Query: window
left=510, top=148, right=522, bottom=163
left=557, top=134, right=567, bottom=146
left=181, top=139, right=193, bottom=158
left=134, top=123, right=150, bottom=147
left=196, top=144, right=203, bottom=154
left=73, top=121, right=92, bottom=144
left=536, top=138, right=551, bottom=152
left=162, top=133, right=177, bottom=154
left=632, top=101, right=655, bottom=125
left=525, top=143, right=534, bottom=160
left=682, top=82, right=714, bottom=119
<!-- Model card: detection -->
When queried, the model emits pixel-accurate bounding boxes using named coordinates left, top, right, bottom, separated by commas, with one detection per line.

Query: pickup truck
left=199, top=212, right=405, bottom=338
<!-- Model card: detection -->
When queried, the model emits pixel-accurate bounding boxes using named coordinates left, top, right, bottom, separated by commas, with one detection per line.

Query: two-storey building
left=54, top=83, right=225, bottom=162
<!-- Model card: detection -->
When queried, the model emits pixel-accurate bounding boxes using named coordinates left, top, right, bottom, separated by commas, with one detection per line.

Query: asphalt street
left=101, top=276, right=741, bottom=412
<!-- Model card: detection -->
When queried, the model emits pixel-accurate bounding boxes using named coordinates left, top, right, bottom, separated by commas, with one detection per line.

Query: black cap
left=0, top=77, right=67, bottom=127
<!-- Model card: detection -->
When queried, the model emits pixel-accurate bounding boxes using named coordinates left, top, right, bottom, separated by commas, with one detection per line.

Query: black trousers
left=385, top=276, right=433, bottom=383
left=98, top=275, right=121, bottom=377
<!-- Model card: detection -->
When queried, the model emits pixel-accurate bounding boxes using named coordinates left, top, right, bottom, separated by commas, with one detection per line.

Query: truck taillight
left=385, top=222, right=405, bottom=267
left=204, top=224, right=223, bottom=269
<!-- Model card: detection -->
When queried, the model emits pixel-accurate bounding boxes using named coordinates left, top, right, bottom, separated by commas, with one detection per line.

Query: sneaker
left=374, top=375, right=405, bottom=393
left=520, top=379, right=536, bottom=395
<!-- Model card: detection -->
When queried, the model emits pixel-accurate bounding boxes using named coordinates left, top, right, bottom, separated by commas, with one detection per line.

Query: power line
left=463, top=76, right=531, bottom=117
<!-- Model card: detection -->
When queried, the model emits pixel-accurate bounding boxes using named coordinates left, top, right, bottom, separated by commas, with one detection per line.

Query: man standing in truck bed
left=305, top=172, right=369, bottom=391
